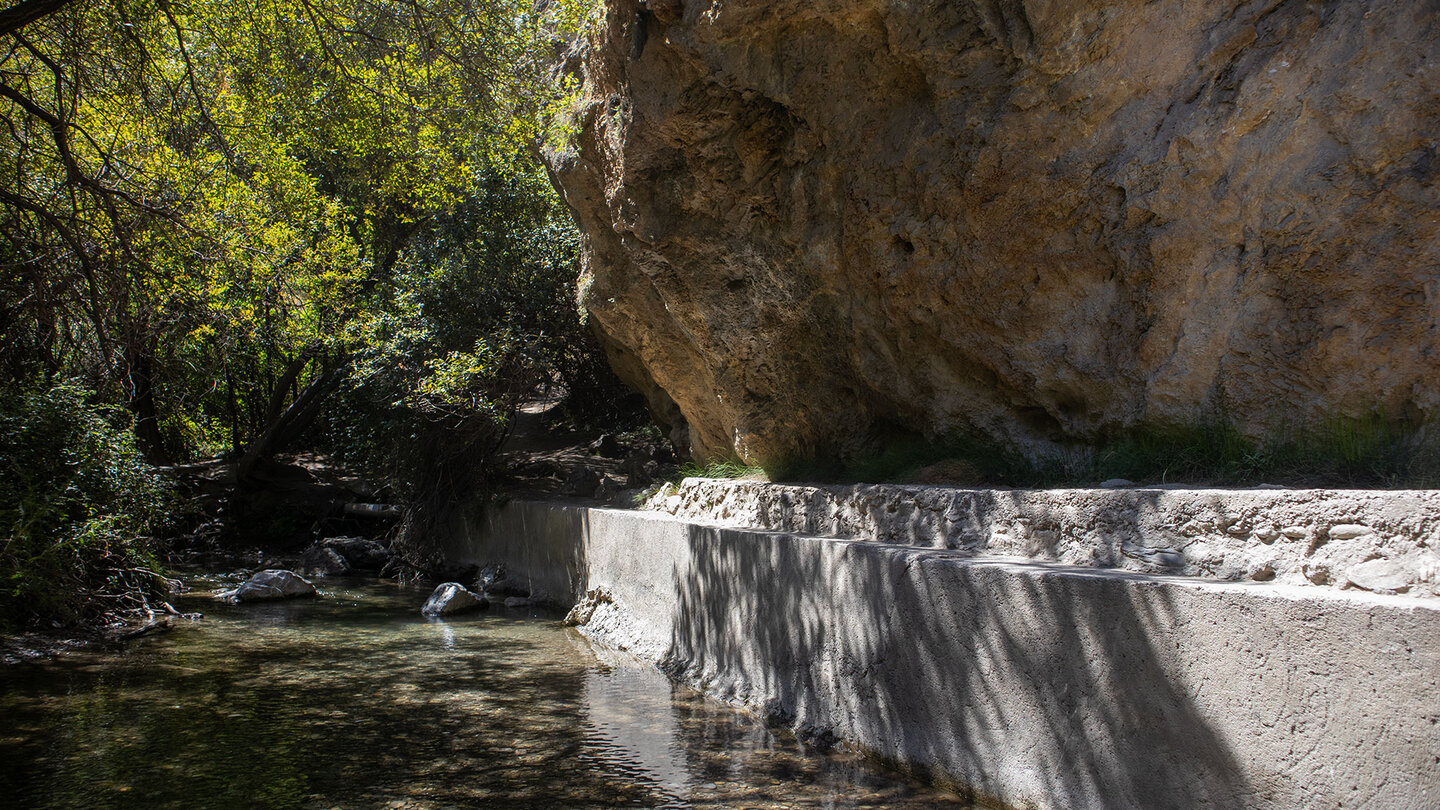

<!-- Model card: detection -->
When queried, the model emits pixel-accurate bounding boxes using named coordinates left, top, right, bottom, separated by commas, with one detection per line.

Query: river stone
left=546, top=0, right=1440, bottom=465
left=223, top=570, right=317, bottom=602
left=1328, top=524, right=1373, bottom=540
left=1346, top=559, right=1410, bottom=594
left=302, top=545, right=350, bottom=577
left=422, top=583, right=488, bottom=616
left=320, top=536, right=390, bottom=571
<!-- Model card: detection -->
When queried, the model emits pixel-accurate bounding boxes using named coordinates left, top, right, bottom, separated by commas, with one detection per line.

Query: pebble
left=1328, top=524, right=1372, bottom=540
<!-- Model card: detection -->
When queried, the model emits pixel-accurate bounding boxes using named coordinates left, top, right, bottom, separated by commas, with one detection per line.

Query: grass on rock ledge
left=676, top=460, right=768, bottom=481
left=756, top=415, right=1440, bottom=490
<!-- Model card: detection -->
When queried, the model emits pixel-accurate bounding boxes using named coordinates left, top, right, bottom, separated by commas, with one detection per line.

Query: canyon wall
left=547, top=0, right=1440, bottom=466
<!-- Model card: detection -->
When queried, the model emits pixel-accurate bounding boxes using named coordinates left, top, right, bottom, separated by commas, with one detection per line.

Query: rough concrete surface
left=445, top=498, right=1440, bottom=810
left=645, top=478, right=1440, bottom=597
left=547, top=0, right=1440, bottom=465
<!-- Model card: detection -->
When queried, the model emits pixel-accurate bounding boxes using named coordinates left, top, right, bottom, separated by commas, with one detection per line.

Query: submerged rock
left=422, top=583, right=488, bottom=616
left=221, top=570, right=317, bottom=602
left=299, top=536, right=390, bottom=577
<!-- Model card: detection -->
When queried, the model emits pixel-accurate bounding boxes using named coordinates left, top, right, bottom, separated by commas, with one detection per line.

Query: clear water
left=0, top=575, right=971, bottom=808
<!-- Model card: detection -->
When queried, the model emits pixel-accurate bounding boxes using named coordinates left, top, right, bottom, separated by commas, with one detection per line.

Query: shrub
left=0, top=381, right=173, bottom=631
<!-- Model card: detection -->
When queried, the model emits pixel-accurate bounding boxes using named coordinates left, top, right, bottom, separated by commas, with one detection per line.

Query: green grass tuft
left=675, top=459, right=768, bottom=481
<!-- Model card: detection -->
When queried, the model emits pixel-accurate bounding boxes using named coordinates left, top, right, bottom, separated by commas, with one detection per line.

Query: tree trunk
left=236, top=358, right=347, bottom=481
left=123, top=343, right=169, bottom=464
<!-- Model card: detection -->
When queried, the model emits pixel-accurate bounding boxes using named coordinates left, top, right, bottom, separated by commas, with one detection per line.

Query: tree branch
left=0, top=0, right=77, bottom=39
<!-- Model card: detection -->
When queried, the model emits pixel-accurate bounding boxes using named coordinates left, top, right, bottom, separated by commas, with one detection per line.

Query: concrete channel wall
left=441, top=496, right=1440, bottom=810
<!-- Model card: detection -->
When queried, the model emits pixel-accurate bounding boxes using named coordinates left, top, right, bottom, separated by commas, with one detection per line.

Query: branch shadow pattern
left=667, top=523, right=1252, bottom=809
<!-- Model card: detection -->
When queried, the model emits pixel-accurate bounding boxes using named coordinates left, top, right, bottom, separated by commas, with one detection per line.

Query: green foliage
left=324, top=155, right=582, bottom=498
left=0, top=0, right=582, bottom=463
left=0, top=380, right=173, bottom=631
left=765, top=430, right=1031, bottom=487
left=0, top=0, right=597, bottom=596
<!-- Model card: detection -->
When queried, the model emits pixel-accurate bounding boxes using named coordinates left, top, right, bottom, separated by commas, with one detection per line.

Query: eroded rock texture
left=548, top=0, right=1440, bottom=466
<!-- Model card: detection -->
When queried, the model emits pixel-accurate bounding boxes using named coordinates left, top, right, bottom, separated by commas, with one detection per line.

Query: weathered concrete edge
left=648, top=478, right=1440, bottom=598
left=442, top=499, right=1440, bottom=810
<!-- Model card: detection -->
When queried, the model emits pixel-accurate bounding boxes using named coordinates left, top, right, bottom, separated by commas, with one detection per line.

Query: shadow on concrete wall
left=442, top=500, right=594, bottom=603
left=668, top=522, right=1251, bottom=809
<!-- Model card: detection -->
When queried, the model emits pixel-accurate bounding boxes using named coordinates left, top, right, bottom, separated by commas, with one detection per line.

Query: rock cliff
left=547, top=0, right=1440, bottom=467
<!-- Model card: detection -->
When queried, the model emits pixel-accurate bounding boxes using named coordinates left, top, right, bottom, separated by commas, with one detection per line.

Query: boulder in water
left=320, top=536, right=390, bottom=571
left=221, top=570, right=317, bottom=602
left=302, top=545, right=350, bottom=577
left=422, top=583, right=488, bottom=616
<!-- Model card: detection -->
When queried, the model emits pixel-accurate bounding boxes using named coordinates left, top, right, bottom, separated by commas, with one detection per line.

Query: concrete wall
left=447, top=499, right=1440, bottom=810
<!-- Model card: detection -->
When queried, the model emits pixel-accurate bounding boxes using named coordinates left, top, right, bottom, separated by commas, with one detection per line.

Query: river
left=0, top=573, right=972, bottom=808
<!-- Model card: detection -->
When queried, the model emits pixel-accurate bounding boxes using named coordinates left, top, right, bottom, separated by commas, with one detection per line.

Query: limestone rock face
left=549, top=0, right=1440, bottom=465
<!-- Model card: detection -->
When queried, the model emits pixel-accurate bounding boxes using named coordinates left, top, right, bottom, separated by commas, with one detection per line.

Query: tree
left=0, top=0, right=579, bottom=469
left=0, top=0, right=593, bottom=621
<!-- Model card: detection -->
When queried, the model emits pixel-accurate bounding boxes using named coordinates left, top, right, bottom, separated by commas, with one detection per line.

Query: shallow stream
left=0, top=575, right=970, bottom=808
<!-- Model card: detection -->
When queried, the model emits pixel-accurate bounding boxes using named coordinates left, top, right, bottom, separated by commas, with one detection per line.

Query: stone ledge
left=645, top=479, right=1440, bottom=598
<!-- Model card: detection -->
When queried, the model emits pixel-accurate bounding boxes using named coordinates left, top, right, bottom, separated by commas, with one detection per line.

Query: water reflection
left=425, top=616, right=458, bottom=650
left=0, top=576, right=970, bottom=808
left=583, top=658, right=692, bottom=799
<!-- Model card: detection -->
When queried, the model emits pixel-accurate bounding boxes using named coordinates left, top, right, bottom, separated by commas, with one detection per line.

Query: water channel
left=0, top=573, right=972, bottom=808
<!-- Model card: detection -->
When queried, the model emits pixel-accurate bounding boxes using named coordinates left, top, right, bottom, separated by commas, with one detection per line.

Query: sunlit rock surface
left=422, top=582, right=489, bottom=616
left=221, top=569, right=317, bottom=602
left=548, top=0, right=1440, bottom=464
